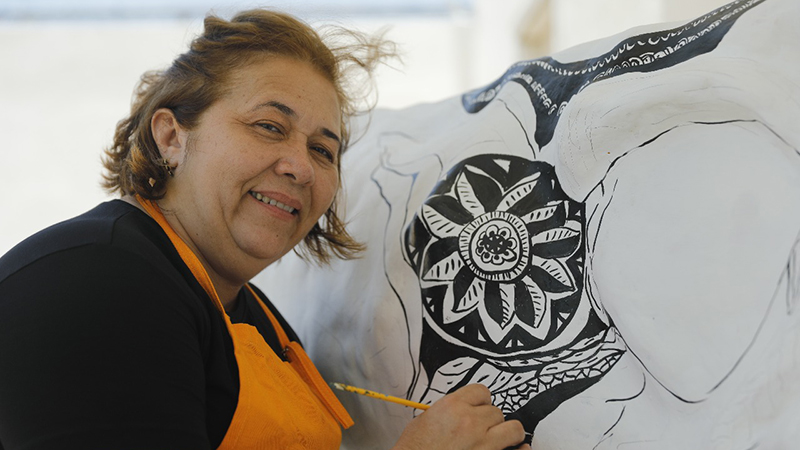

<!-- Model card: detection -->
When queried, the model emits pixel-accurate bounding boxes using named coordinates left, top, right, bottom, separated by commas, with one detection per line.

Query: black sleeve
left=0, top=244, right=211, bottom=450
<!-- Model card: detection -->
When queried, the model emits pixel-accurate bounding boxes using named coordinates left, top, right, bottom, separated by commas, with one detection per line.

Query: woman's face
left=158, top=55, right=341, bottom=289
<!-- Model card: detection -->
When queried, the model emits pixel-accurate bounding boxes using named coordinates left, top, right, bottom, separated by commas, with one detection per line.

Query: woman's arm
left=0, top=244, right=211, bottom=450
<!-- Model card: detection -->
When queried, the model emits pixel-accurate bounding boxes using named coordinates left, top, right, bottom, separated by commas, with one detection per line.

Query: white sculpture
left=255, top=0, right=800, bottom=447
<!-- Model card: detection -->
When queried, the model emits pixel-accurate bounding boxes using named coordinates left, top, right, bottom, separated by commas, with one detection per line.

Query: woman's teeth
left=250, top=191, right=296, bottom=214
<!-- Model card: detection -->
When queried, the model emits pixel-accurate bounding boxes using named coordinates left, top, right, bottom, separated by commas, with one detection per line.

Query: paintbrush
left=330, top=382, right=431, bottom=410
left=332, top=382, right=534, bottom=447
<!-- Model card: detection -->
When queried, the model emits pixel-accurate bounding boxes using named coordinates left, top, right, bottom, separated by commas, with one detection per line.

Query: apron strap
left=246, top=284, right=354, bottom=429
left=245, top=284, right=291, bottom=348
left=137, top=196, right=354, bottom=429
left=136, top=196, right=226, bottom=314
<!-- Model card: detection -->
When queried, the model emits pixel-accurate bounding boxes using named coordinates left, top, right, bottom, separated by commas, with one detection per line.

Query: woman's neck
left=121, top=194, right=242, bottom=311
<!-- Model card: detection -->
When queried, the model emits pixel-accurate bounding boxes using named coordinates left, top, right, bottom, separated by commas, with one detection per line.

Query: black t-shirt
left=0, top=200, right=300, bottom=450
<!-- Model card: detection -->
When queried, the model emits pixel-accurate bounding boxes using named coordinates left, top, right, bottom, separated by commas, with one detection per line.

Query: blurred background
left=0, top=0, right=729, bottom=255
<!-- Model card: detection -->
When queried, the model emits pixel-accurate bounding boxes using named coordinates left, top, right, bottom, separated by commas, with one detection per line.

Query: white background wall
left=0, top=0, right=731, bottom=255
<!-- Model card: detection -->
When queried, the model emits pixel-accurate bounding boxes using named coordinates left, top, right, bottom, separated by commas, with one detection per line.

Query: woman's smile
left=248, top=190, right=300, bottom=216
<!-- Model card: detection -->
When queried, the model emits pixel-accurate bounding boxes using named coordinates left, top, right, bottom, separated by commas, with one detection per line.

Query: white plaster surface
left=255, top=0, right=800, bottom=448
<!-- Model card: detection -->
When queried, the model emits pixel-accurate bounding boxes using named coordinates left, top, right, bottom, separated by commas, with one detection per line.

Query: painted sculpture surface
left=254, top=0, right=800, bottom=447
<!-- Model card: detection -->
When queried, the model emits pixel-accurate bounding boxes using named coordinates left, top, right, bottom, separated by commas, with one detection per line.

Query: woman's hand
left=391, top=384, right=531, bottom=450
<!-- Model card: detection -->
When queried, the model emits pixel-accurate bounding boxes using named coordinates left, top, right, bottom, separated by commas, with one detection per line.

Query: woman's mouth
left=249, top=191, right=298, bottom=214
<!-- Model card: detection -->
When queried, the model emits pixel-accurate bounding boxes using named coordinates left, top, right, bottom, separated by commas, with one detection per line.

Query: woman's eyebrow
left=253, top=100, right=341, bottom=144
left=254, top=100, right=296, bottom=117
left=321, top=128, right=341, bottom=145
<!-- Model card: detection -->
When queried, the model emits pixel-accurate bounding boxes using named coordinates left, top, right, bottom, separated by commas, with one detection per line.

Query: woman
left=0, top=9, right=529, bottom=450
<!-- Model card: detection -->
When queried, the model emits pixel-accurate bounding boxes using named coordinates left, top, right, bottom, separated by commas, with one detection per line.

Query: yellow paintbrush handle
left=331, top=382, right=431, bottom=410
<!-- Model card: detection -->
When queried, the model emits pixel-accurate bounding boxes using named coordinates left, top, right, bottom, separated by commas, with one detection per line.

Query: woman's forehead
left=223, top=57, right=341, bottom=126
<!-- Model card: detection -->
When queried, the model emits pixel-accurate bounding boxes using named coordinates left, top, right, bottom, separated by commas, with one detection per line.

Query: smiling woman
left=148, top=56, right=344, bottom=306
left=100, top=10, right=372, bottom=266
left=0, top=8, right=528, bottom=450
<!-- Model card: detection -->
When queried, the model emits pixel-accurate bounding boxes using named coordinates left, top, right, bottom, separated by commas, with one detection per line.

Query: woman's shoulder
left=0, top=200, right=150, bottom=279
left=0, top=199, right=214, bottom=326
left=0, top=199, right=218, bottom=345
left=0, top=200, right=180, bottom=283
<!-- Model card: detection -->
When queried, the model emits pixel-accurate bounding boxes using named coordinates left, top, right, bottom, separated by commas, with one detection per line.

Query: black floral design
left=405, top=155, right=585, bottom=355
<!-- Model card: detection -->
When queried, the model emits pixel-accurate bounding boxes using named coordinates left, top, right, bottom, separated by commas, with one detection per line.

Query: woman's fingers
left=391, top=384, right=530, bottom=450
left=473, top=404, right=507, bottom=426
left=451, top=383, right=494, bottom=406
left=486, top=418, right=527, bottom=449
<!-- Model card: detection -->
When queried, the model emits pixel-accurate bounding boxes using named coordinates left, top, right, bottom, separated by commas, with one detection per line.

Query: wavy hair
left=101, top=9, right=394, bottom=264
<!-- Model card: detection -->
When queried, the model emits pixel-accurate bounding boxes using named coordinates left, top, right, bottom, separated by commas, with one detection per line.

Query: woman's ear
left=151, top=108, right=188, bottom=168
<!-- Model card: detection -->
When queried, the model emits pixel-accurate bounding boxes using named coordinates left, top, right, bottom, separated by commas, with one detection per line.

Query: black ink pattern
left=462, top=0, right=766, bottom=148
left=404, top=155, right=624, bottom=433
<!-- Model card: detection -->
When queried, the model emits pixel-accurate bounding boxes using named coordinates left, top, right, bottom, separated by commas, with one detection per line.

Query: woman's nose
left=274, top=137, right=315, bottom=185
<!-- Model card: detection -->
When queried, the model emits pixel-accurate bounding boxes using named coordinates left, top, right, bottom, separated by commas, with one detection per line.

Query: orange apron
left=138, top=198, right=353, bottom=449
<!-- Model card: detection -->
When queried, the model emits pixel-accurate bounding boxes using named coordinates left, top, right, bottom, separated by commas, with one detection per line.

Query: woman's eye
left=311, top=146, right=334, bottom=163
left=258, top=122, right=283, bottom=134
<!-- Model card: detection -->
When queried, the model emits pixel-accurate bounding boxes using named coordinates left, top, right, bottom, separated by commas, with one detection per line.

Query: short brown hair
left=102, top=9, right=393, bottom=264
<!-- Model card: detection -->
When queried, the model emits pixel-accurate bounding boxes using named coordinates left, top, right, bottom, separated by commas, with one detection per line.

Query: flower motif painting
left=405, top=155, right=585, bottom=357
